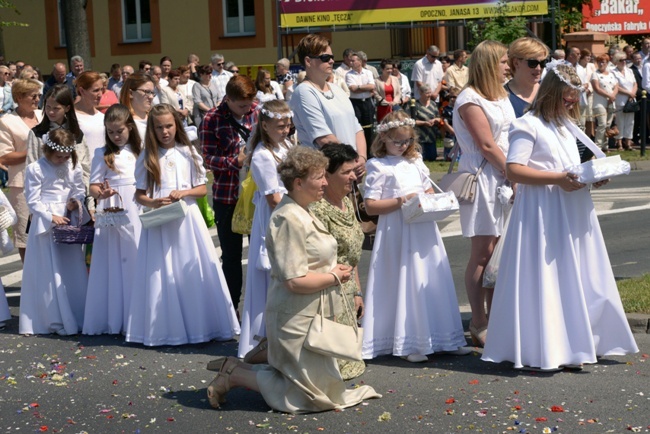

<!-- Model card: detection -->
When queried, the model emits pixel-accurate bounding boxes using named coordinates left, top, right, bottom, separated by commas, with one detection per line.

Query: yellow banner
left=280, top=1, right=548, bottom=28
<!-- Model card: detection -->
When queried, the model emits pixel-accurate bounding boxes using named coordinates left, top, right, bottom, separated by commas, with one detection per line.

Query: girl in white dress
left=0, top=190, right=17, bottom=329
left=19, top=129, right=89, bottom=335
left=125, top=104, right=239, bottom=346
left=482, top=65, right=638, bottom=371
left=238, top=100, right=293, bottom=360
left=83, top=104, right=143, bottom=335
left=362, top=111, right=468, bottom=363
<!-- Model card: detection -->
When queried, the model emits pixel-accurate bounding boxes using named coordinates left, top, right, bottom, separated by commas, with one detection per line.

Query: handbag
left=622, top=99, right=640, bottom=113
left=94, top=193, right=130, bottom=228
left=0, top=205, right=14, bottom=231
left=304, top=284, right=363, bottom=362
left=439, top=144, right=487, bottom=204
left=482, top=211, right=511, bottom=288
left=350, top=181, right=377, bottom=250
left=231, top=171, right=257, bottom=235
left=139, top=200, right=188, bottom=229
left=401, top=176, right=459, bottom=224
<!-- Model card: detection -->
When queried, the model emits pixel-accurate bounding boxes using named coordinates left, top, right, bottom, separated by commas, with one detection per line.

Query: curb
left=627, top=314, right=650, bottom=334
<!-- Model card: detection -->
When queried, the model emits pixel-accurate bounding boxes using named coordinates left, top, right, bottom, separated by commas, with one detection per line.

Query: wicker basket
left=0, top=205, right=13, bottom=231
left=52, top=198, right=95, bottom=244
left=95, top=193, right=130, bottom=228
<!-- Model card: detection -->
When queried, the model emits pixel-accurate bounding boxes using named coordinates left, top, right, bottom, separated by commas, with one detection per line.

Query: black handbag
left=622, top=99, right=640, bottom=113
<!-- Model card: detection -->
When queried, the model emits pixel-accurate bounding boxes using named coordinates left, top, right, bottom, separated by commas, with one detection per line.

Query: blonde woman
left=590, top=54, right=618, bottom=152
left=452, top=40, right=516, bottom=346
left=506, top=37, right=550, bottom=118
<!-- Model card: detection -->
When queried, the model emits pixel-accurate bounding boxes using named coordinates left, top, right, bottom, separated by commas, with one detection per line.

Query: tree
left=554, top=0, right=590, bottom=47
left=467, top=0, right=529, bottom=49
left=61, top=0, right=92, bottom=70
left=0, top=0, right=28, bottom=58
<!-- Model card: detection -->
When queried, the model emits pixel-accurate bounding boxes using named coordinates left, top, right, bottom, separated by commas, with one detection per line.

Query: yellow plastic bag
left=231, top=171, right=257, bottom=235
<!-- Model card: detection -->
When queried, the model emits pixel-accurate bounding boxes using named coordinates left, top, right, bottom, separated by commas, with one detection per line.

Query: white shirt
left=642, top=60, right=650, bottom=92
left=210, top=69, right=233, bottom=104
left=411, top=56, right=443, bottom=99
left=345, top=69, right=374, bottom=100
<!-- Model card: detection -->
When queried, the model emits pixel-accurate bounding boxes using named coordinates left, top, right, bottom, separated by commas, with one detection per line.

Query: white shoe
left=402, top=354, right=428, bottom=363
left=440, top=346, right=473, bottom=356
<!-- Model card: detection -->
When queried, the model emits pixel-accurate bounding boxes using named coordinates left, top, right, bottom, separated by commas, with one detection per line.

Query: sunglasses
left=522, top=58, right=548, bottom=69
left=308, top=54, right=335, bottom=63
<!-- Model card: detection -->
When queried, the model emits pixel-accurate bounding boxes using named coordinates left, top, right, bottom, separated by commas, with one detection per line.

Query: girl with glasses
left=361, top=111, right=470, bottom=363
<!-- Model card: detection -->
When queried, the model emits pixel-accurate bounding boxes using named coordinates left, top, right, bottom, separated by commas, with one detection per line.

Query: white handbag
left=401, top=174, right=459, bottom=224
left=139, top=200, right=188, bottom=229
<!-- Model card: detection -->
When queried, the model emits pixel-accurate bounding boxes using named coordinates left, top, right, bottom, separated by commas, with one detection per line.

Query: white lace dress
left=125, top=144, right=240, bottom=346
left=361, top=156, right=466, bottom=358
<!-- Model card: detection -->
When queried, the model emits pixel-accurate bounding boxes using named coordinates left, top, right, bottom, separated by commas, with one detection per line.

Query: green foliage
left=0, top=0, right=28, bottom=28
left=554, top=0, right=590, bottom=47
left=467, top=0, right=529, bottom=49
left=619, top=274, right=650, bottom=314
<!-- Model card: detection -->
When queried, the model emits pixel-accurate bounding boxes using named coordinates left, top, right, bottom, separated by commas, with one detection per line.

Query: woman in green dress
left=310, top=143, right=366, bottom=380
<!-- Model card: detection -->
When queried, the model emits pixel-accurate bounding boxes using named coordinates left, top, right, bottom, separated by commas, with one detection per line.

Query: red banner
left=582, top=0, right=649, bottom=34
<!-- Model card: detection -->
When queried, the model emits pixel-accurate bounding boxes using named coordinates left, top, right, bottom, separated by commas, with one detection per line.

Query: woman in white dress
left=74, top=72, right=106, bottom=156
left=452, top=40, right=516, bottom=346
left=83, top=105, right=142, bottom=335
left=482, top=64, right=638, bottom=371
left=119, top=73, right=155, bottom=140
left=590, top=54, right=618, bottom=152
left=611, top=52, right=637, bottom=151
left=19, top=129, right=89, bottom=335
left=238, top=100, right=293, bottom=360
left=126, top=104, right=239, bottom=346
left=362, top=111, right=469, bottom=363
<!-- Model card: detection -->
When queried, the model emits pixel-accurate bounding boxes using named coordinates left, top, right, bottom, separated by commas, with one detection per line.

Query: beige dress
left=0, top=110, right=43, bottom=248
left=310, top=196, right=366, bottom=380
left=257, top=195, right=380, bottom=414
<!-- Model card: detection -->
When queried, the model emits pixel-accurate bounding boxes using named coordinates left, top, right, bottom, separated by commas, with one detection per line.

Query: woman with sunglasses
left=505, top=37, right=550, bottom=118
left=452, top=40, right=516, bottom=347
left=0, top=79, right=43, bottom=261
left=0, top=65, right=14, bottom=116
left=192, top=65, right=220, bottom=127
left=119, top=73, right=155, bottom=140
left=289, top=34, right=367, bottom=176
left=482, top=64, right=638, bottom=372
left=591, top=54, right=618, bottom=152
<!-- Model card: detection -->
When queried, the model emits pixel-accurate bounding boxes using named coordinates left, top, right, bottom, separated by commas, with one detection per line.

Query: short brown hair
left=225, top=74, right=256, bottom=100
left=277, top=146, right=328, bottom=192
left=296, top=34, right=331, bottom=67
left=10, top=78, right=41, bottom=100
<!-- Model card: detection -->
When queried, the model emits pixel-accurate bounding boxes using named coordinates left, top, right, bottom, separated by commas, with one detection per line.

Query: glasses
left=30, top=93, right=43, bottom=100
left=522, top=58, right=548, bottom=69
left=229, top=69, right=240, bottom=73
left=308, top=54, right=335, bottom=63
left=215, top=62, right=225, bottom=66
left=563, top=97, right=579, bottom=105
left=390, top=138, right=414, bottom=147
left=135, top=89, right=155, bottom=97
left=449, top=96, right=457, bottom=99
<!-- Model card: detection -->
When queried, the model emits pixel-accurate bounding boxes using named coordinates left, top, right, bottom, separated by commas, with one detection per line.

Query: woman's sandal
left=206, top=356, right=228, bottom=372
left=469, top=323, right=487, bottom=347
left=243, top=337, right=268, bottom=365
left=206, top=356, right=238, bottom=409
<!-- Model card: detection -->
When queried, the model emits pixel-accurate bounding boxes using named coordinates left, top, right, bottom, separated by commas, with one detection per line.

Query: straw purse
left=52, top=198, right=95, bottom=244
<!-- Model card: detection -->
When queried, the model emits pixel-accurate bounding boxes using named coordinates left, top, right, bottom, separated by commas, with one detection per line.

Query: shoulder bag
left=231, top=170, right=257, bottom=235
left=438, top=143, right=487, bottom=204
left=304, top=282, right=363, bottom=362
left=401, top=174, right=459, bottom=224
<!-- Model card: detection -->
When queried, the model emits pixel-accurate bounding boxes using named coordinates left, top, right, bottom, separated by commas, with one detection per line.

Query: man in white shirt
left=641, top=38, right=650, bottom=64
left=393, top=60, right=411, bottom=106
left=113, top=65, right=134, bottom=99
left=210, top=53, right=233, bottom=104
left=335, top=48, right=355, bottom=80
left=345, top=52, right=376, bottom=147
left=411, top=45, right=443, bottom=102
left=357, top=51, right=379, bottom=79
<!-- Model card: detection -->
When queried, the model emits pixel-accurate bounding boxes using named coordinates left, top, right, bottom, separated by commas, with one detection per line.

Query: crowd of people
left=0, top=33, right=643, bottom=413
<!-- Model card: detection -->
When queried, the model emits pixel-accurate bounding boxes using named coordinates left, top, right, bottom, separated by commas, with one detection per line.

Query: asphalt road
left=0, top=170, right=648, bottom=433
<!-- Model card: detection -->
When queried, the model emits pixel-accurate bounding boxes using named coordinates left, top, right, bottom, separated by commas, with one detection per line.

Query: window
left=223, top=0, right=255, bottom=36
left=122, top=0, right=151, bottom=42
left=57, top=0, right=66, bottom=46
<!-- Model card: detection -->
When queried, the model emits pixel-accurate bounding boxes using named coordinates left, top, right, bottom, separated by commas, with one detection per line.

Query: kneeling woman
left=207, top=146, right=380, bottom=413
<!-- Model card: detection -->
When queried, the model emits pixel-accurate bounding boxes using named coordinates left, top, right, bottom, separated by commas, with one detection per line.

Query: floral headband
left=260, top=107, right=293, bottom=119
left=376, top=117, right=416, bottom=133
left=551, top=66, right=582, bottom=91
left=42, top=133, right=75, bottom=153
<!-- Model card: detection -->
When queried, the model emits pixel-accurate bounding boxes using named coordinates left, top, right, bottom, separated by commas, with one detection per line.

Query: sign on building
left=583, top=0, right=649, bottom=34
